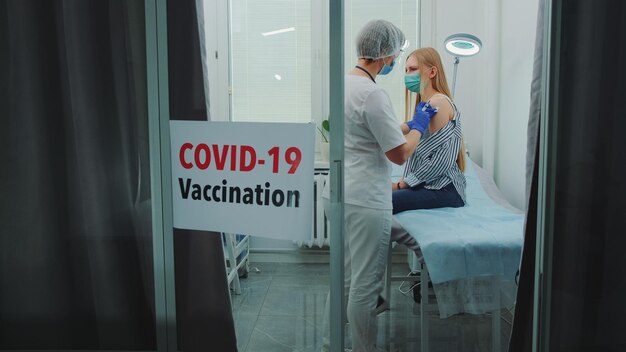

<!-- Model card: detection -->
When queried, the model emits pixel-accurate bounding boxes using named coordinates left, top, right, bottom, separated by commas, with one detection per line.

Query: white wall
left=423, top=0, right=538, bottom=210
left=421, top=0, right=489, bottom=166
left=494, top=0, right=538, bottom=210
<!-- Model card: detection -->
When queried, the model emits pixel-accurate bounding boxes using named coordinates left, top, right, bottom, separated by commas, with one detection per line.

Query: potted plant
left=317, top=118, right=330, bottom=161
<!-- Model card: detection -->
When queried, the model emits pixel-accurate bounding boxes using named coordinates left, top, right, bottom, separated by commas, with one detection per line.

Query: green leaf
left=322, top=119, right=330, bottom=132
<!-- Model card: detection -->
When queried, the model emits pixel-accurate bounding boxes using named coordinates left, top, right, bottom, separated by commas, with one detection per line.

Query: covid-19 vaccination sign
left=170, top=121, right=315, bottom=241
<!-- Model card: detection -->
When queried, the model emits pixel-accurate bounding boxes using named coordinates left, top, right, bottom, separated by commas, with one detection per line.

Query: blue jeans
left=392, top=182, right=464, bottom=214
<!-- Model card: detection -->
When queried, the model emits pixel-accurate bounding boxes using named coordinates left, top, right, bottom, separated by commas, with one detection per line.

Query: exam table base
left=384, top=247, right=502, bottom=352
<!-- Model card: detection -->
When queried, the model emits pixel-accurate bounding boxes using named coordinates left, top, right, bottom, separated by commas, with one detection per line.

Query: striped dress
left=402, top=94, right=466, bottom=204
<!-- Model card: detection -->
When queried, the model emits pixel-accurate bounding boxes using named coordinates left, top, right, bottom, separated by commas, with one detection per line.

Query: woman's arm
left=426, top=95, right=454, bottom=134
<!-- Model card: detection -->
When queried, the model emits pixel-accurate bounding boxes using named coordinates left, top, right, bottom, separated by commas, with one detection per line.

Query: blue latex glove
left=407, top=102, right=438, bottom=134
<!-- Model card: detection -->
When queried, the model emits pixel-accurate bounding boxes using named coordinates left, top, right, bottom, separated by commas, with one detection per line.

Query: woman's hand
left=393, top=178, right=407, bottom=191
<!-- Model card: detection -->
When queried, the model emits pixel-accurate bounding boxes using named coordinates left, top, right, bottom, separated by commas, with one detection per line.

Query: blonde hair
left=404, top=47, right=466, bottom=172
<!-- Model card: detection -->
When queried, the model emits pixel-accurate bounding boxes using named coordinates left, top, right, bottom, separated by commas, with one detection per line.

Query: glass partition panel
left=212, top=1, right=527, bottom=351
left=226, top=1, right=334, bottom=351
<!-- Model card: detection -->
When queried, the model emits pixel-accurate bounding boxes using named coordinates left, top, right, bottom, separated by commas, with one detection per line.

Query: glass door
left=223, top=1, right=420, bottom=351
left=226, top=1, right=337, bottom=351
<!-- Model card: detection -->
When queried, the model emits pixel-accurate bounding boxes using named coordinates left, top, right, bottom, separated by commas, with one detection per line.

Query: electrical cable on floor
left=398, top=271, right=420, bottom=296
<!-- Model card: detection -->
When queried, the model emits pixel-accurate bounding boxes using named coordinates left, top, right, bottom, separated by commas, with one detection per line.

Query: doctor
left=322, top=20, right=438, bottom=352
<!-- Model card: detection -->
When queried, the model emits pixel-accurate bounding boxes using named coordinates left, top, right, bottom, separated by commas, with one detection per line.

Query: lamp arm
left=451, top=56, right=460, bottom=97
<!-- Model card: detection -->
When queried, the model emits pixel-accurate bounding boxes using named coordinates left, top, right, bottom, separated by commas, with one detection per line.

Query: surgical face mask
left=378, top=58, right=396, bottom=75
left=404, top=73, right=422, bottom=92
left=404, top=73, right=427, bottom=93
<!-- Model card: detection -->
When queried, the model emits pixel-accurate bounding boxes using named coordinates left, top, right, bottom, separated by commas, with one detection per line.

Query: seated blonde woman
left=393, top=47, right=466, bottom=214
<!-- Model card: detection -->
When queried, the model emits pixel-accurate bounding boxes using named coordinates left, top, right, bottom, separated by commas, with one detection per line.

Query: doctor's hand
left=407, top=102, right=438, bottom=134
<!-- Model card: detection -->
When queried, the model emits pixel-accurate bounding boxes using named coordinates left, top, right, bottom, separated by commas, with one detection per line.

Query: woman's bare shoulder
left=428, top=94, right=453, bottom=111
left=427, top=94, right=454, bottom=133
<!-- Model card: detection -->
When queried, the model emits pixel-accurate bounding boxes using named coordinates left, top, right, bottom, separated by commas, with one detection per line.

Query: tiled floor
left=231, top=262, right=512, bottom=352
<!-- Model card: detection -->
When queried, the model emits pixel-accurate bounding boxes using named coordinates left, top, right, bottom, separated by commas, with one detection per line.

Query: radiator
left=294, top=171, right=329, bottom=248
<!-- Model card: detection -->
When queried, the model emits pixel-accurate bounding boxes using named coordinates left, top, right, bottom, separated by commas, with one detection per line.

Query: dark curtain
left=167, top=1, right=238, bottom=351
left=0, top=0, right=155, bottom=350
left=510, top=1, right=626, bottom=351
left=547, top=1, right=626, bottom=350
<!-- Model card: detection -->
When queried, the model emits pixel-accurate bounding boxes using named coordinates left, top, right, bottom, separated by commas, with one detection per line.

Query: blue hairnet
left=356, top=20, right=406, bottom=60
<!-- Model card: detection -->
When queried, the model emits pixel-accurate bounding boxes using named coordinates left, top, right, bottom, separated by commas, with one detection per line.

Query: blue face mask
left=378, top=58, right=395, bottom=75
left=404, top=73, right=425, bottom=93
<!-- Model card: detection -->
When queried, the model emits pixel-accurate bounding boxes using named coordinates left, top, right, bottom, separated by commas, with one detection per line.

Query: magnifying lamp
left=444, top=33, right=482, bottom=96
